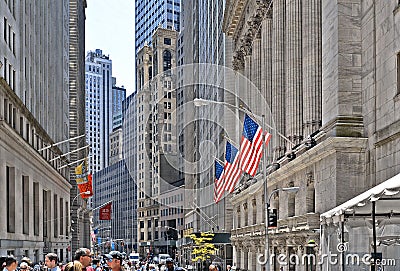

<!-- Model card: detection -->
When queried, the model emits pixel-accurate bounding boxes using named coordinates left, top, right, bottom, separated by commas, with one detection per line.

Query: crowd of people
left=0, top=249, right=195, bottom=271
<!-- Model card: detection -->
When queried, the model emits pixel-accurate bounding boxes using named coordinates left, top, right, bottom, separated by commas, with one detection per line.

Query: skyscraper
left=135, top=28, right=180, bottom=256
left=135, top=0, right=181, bottom=53
left=85, top=49, right=113, bottom=173
left=0, top=0, right=86, bottom=261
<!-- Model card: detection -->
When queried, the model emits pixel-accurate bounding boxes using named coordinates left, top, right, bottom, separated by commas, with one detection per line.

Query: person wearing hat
left=165, top=258, right=177, bottom=271
left=20, top=258, right=32, bottom=270
left=19, top=262, right=30, bottom=271
left=104, top=251, right=123, bottom=271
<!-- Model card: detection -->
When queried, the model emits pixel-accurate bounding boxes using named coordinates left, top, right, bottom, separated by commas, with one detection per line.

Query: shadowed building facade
left=224, top=0, right=400, bottom=270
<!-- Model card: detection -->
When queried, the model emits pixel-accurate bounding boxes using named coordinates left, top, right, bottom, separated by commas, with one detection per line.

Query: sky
left=85, top=0, right=136, bottom=95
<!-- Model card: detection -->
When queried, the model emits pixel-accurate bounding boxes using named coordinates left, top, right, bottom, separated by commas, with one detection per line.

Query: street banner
left=75, top=159, right=93, bottom=198
left=99, top=202, right=112, bottom=220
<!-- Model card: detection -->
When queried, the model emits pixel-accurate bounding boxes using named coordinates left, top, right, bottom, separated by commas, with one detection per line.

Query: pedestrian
left=1, top=256, right=18, bottom=271
left=208, top=265, right=218, bottom=271
left=20, top=258, right=32, bottom=270
left=226, top=265, right=231, bottom=271
left=64, top=261, right=83, bottom=271
left=44, top=253, right=60, bottom=271
left=164, top=258, right=176, bottom=271
left=73, top=248, right=93, bottom=270
left=104, top=251, right=123, bottom=271
left=20, top=262, right=30, bottom=271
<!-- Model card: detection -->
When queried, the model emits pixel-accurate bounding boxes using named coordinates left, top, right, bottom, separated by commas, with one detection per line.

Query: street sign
left=268, top=209, right=277, bottom=228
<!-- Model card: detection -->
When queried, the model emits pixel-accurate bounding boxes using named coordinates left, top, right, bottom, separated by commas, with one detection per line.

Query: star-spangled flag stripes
left=265, top=131, right=272, bottom=147
left=239, top=114, right=264, bottom=176
left=224, top=141, right=242, bottom=193
left=214, top=160, right=225, bottom=203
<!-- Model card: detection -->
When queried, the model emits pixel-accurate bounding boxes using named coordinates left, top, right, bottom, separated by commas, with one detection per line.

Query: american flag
left=214, top=160, right=225, bottom=203
left=224, top=141, right=242, bottom=193
left=239, top=114, right=264, bottom=176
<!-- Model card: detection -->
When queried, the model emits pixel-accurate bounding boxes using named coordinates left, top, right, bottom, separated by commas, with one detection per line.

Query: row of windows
left=1, top=95, right=68, bottom=176
left=160, top=207, right=183, bottom=217
left=2, top=57, right=16, bottom=91
left=5, top=166, right=69, bottom=238
left=4, top=0, right=16, bottom=18
left=3, top=17, right=16, bottom=56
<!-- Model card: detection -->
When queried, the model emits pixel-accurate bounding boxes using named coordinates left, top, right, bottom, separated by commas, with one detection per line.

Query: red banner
left=99, top=202, right=112, bottom=220
left=78, top=173, right=93, bottom=198
left=75, top=160, right=93, bottom=198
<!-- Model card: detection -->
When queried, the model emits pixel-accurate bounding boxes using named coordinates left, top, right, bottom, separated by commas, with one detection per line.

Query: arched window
left=163, top=50, right=172, bottom=71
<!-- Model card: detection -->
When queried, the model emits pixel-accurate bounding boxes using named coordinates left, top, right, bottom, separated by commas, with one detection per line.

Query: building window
left=288, top=193, right=296, bottom=217
left=306, top=185, right=316, bottom=213
left=54, top=194, right=58, bottom=237
left=22, top=176, right=29, bottom=234
left=163, top=50, right=172, bottom=71
left=252, top=198, right=257, bottom=225
left=397, top=52, right=400, bottom=95
left=6, top=166, right=15, bottom=233
left=34, top=182, right=39, bottom=236
left=164, top=38, right=171, bottom=45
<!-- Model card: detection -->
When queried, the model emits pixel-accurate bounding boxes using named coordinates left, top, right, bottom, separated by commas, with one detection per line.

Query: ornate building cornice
left=224, top=0, right=272, bottom=70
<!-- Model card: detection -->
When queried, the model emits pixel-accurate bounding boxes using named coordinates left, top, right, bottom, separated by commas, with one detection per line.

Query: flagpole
left=38, top=134, right=86, bottom=152
left=49, top=145, right=90, bottom=162
left=262, top=114, right=270, bottom=271
left=58, top=155, right=93, bottom=170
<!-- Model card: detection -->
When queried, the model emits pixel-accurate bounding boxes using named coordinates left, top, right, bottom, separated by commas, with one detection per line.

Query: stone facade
left=224, top=0, right=400, bottom=270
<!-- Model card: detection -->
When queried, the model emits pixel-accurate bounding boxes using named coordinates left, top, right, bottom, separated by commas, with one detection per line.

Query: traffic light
left=268, top=209, right=277, bottom=228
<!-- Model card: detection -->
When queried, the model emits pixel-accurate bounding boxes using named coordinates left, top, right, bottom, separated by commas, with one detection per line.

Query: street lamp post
left=70, top=191, right=90, bottom=258
left=264, top=187, right=299, bottom=269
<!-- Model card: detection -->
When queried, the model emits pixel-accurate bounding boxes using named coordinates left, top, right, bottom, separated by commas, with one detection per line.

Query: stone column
left=321, top=0, right=363, bottom=136
left=285, top=0, right=303, bottom=147
left=252, top=35, right=262, bottom=93
left=272, top=0, right=287, bottom=158
left=302, top=0, right=322, bottom=137
left=244, top=46, right=253, bottom=112
left=261, top=14, right=274, bottom=162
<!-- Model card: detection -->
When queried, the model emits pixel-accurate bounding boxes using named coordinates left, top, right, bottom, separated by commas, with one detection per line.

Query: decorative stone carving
left=252, top=198, right=257, bottom=207
left=243, top=202, right=248, bottom=210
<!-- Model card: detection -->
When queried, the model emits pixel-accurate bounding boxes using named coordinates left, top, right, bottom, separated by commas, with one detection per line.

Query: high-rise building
left=69, top=0, right=89, bottom=256
left=136, top=27, right=181, bottom=257
left=111, top=78, right=126, bottom=131
left=135, top=0, right=181, bottom=53
left=85, top=49, right=113, bottom=173
left=92, top=160, right=137, bottom=254
left=0, top=0, right=86, bottom=262
left=122, top=91, right=139, bottom=253
left=177, top=0, right=232, bottom=266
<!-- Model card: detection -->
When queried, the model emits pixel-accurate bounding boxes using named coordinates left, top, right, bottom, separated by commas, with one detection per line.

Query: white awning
left=321, top=172, right=400, bottom=220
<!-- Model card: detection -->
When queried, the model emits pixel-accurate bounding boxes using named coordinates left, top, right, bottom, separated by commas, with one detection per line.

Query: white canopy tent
left=320, top=173, right=400, bottom=271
